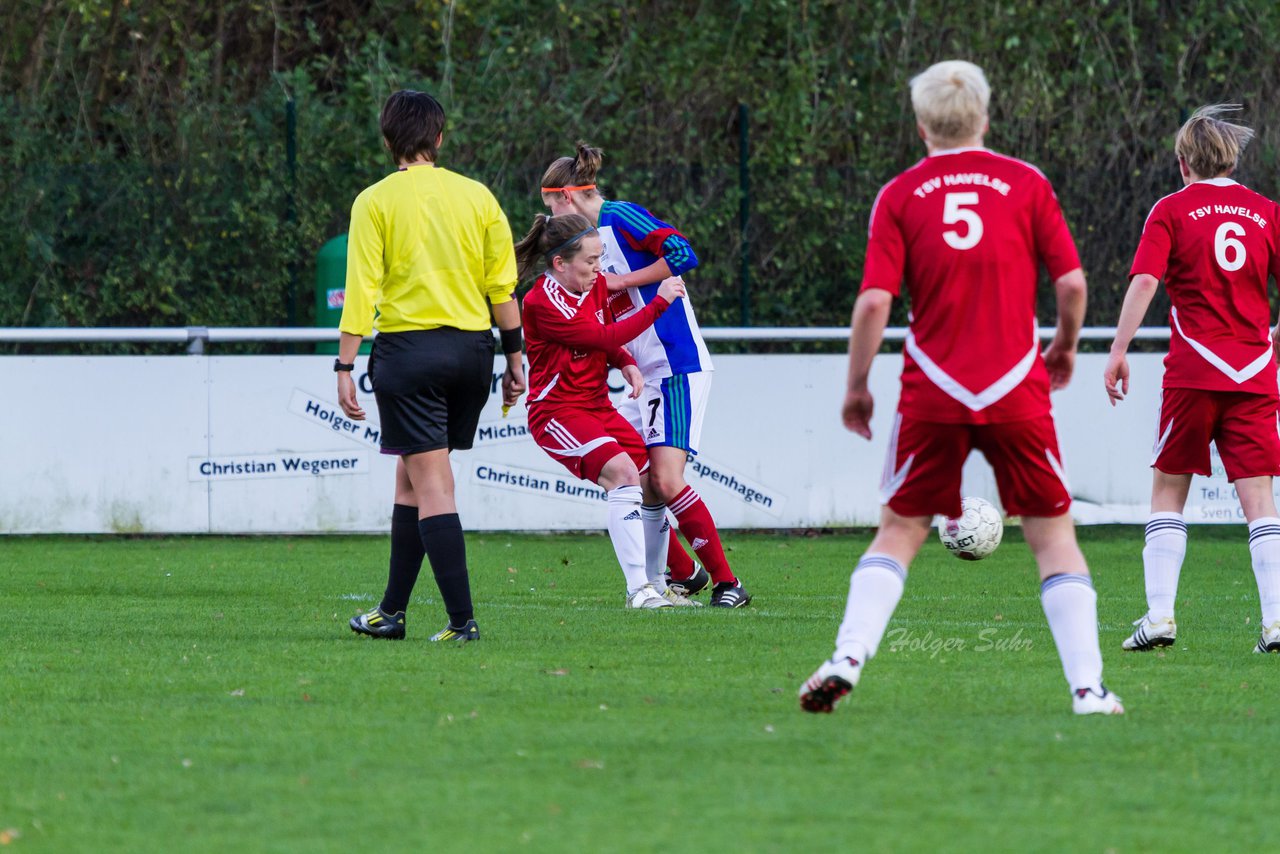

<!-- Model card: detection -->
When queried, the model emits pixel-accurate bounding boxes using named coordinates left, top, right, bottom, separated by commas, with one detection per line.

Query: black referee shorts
left=367, top=328, right=494, bottom=455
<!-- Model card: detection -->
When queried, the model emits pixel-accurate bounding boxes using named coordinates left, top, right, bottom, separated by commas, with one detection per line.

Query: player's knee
left=597, top=454, right=641, bottom=491
left=646, top=467, right=686, bottom=503
left=1235, top=476, right=1278, bottom=521
left=1023, top=515, right=1087, bottom=571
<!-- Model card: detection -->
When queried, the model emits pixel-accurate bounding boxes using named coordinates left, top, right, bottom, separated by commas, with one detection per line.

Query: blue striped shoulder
left=601, top=200, right=698, bottom=275
left=602, top=200, right=671, bottom=236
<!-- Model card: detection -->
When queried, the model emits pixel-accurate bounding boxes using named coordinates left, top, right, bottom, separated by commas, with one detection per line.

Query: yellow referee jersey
left=339, top=164, right=517, bottom=336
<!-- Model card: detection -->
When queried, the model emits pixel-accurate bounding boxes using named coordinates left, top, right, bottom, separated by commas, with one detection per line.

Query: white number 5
left=942, top=192, right=983, bottom=250
left=1214, top=221, right=1246, bottom=272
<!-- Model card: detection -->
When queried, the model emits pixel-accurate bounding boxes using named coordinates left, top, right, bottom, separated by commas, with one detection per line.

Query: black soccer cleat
left=798, top=657, right=862, bottom=713
left=665, top=563, right=711, bottom=597
left=709, top=579, right=751, bottom=608
left=350, top=606, right=406, bottom=640
left=430, top=619, right=480, bottom=643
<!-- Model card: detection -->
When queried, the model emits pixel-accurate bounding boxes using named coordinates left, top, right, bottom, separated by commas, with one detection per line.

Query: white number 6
left=1214, top=221, right=1246, bottom=272
left=942, top=192, right=983, bottom=250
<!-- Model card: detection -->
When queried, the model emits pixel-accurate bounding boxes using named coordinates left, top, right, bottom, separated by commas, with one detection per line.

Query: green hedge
left=2, top=0, right=1278, bottom=337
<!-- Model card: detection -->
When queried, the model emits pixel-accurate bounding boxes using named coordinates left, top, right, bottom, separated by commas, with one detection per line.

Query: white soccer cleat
left=798, top=656, right=862, bottom=713
left=1072, top=685, right=1125, bottom=716
left=626, top=584, right=674, bottom=610
left=661, top=587, right=703, bottom=607
left=1254, top=621, right=1280, bottom=654
left=1122, top=615, right=1177, bottom=651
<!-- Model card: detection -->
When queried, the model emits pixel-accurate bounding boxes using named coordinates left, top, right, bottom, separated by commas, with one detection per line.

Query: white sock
left=641, top=503, right=670, bottom=591
left=1041, top=573, right=1104, bottom=693
left=1247, top=517, right=1280, bottom=626
left=834, top=553, right=907, bottom=664
left=1144, top=512, right=1187, bottom=622
left=607, top=486, right=648, bottom=593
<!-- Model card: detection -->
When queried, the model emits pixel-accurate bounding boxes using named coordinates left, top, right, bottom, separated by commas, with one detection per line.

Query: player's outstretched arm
left=1273, top=244, right=1280, bottom=358
left=538, top=279, right=682, bottom=352
left=602, top=220, right=695, bottom=291
left=1043, top=267, right=1086, bottom=392
left=843, top=288, right=893, bottom=439
left=1103, top=273, right=1160, bottom=406
left=604, top=258, right=673, bottom=292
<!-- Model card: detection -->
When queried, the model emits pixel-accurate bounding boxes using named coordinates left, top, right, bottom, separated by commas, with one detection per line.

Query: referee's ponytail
left=514, top=213, right=596, bottom=281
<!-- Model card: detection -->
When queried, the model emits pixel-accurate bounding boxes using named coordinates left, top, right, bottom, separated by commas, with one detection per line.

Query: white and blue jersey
left=599, top=200, right=713, bottom=379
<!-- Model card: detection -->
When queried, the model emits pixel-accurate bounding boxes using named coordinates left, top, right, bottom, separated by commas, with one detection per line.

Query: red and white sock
left=669, top=486, right=736, bottom=585
left=665, top=524, right=696, bottom=580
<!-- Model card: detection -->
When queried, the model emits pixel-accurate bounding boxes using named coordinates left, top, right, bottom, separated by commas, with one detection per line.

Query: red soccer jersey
left=861, top=148, right=1081, bottom=424
left=523, top=273, right=670, bottom=422
left=1130, top=178, right=1280, bottom=395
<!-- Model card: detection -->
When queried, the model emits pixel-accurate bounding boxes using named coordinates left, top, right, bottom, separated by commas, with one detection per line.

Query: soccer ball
left=938, top=497, right=1003, bottom=561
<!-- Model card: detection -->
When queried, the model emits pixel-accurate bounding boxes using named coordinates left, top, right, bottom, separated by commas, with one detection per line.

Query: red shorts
left=529, top=406, right=649, bottom=484
left=880, top=412, right=1071, bottom=518
left=1152, top=388, right=1280, bottom=481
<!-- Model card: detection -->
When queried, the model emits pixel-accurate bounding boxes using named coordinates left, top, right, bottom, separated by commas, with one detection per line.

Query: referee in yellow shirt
left=338, top=90, right=525, bottom=643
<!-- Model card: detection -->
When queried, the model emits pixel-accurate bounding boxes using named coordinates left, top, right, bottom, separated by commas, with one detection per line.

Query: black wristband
left=333, top=359, right=355, bottom=372
left=499, top=326, right=524, bottom=354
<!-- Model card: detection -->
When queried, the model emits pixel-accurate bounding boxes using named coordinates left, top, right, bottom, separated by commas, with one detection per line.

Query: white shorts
left=617, top=371, right=713, bottom=454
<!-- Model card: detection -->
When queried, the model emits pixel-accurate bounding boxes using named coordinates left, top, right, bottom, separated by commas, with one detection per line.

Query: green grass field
left=2, top=527, right=1277, bottom=852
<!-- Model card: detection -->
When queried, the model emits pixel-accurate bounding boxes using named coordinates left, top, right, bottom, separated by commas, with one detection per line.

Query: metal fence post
left=738, top=103, right=751, bottom=327
left=286, top=98, right=299, bottom=332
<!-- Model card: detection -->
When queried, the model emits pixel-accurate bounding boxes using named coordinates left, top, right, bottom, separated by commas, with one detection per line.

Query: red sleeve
left=622, top=226, right=685, bottom=257
left=533, top=292, right=670, bottom=352
left=1033, top=177, right=1082, bottom=280
left=601, top=282, right=640, bottom=368
left=1130, top=200, right=1173, bottom=281
left=1270, top=203, right=1280, bottom=284
left=607, top=346, right=637, bottom=370
left=860, top=181, right=906, bottom=295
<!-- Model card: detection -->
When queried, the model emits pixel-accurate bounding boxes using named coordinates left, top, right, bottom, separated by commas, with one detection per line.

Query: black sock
left=419, top=513, right=473, bottom=626
left=379, top=504, right=425, bottom=614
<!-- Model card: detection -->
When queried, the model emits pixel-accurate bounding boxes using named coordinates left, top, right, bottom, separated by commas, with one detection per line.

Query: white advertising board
left=1, top=353, right=1268, bottom=533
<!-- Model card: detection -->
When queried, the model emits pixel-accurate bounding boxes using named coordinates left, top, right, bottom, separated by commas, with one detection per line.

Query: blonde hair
left=910, top=60, right=990, bottom=146
left=1175, top=104, right=1254, bottom=179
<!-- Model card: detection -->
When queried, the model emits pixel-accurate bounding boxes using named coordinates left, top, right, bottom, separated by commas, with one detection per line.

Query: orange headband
left=540, top=184, right=597, bottom=193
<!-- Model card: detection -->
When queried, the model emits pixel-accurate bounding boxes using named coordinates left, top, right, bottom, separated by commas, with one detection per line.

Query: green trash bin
left=314, top=234, right=370, bottom=354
